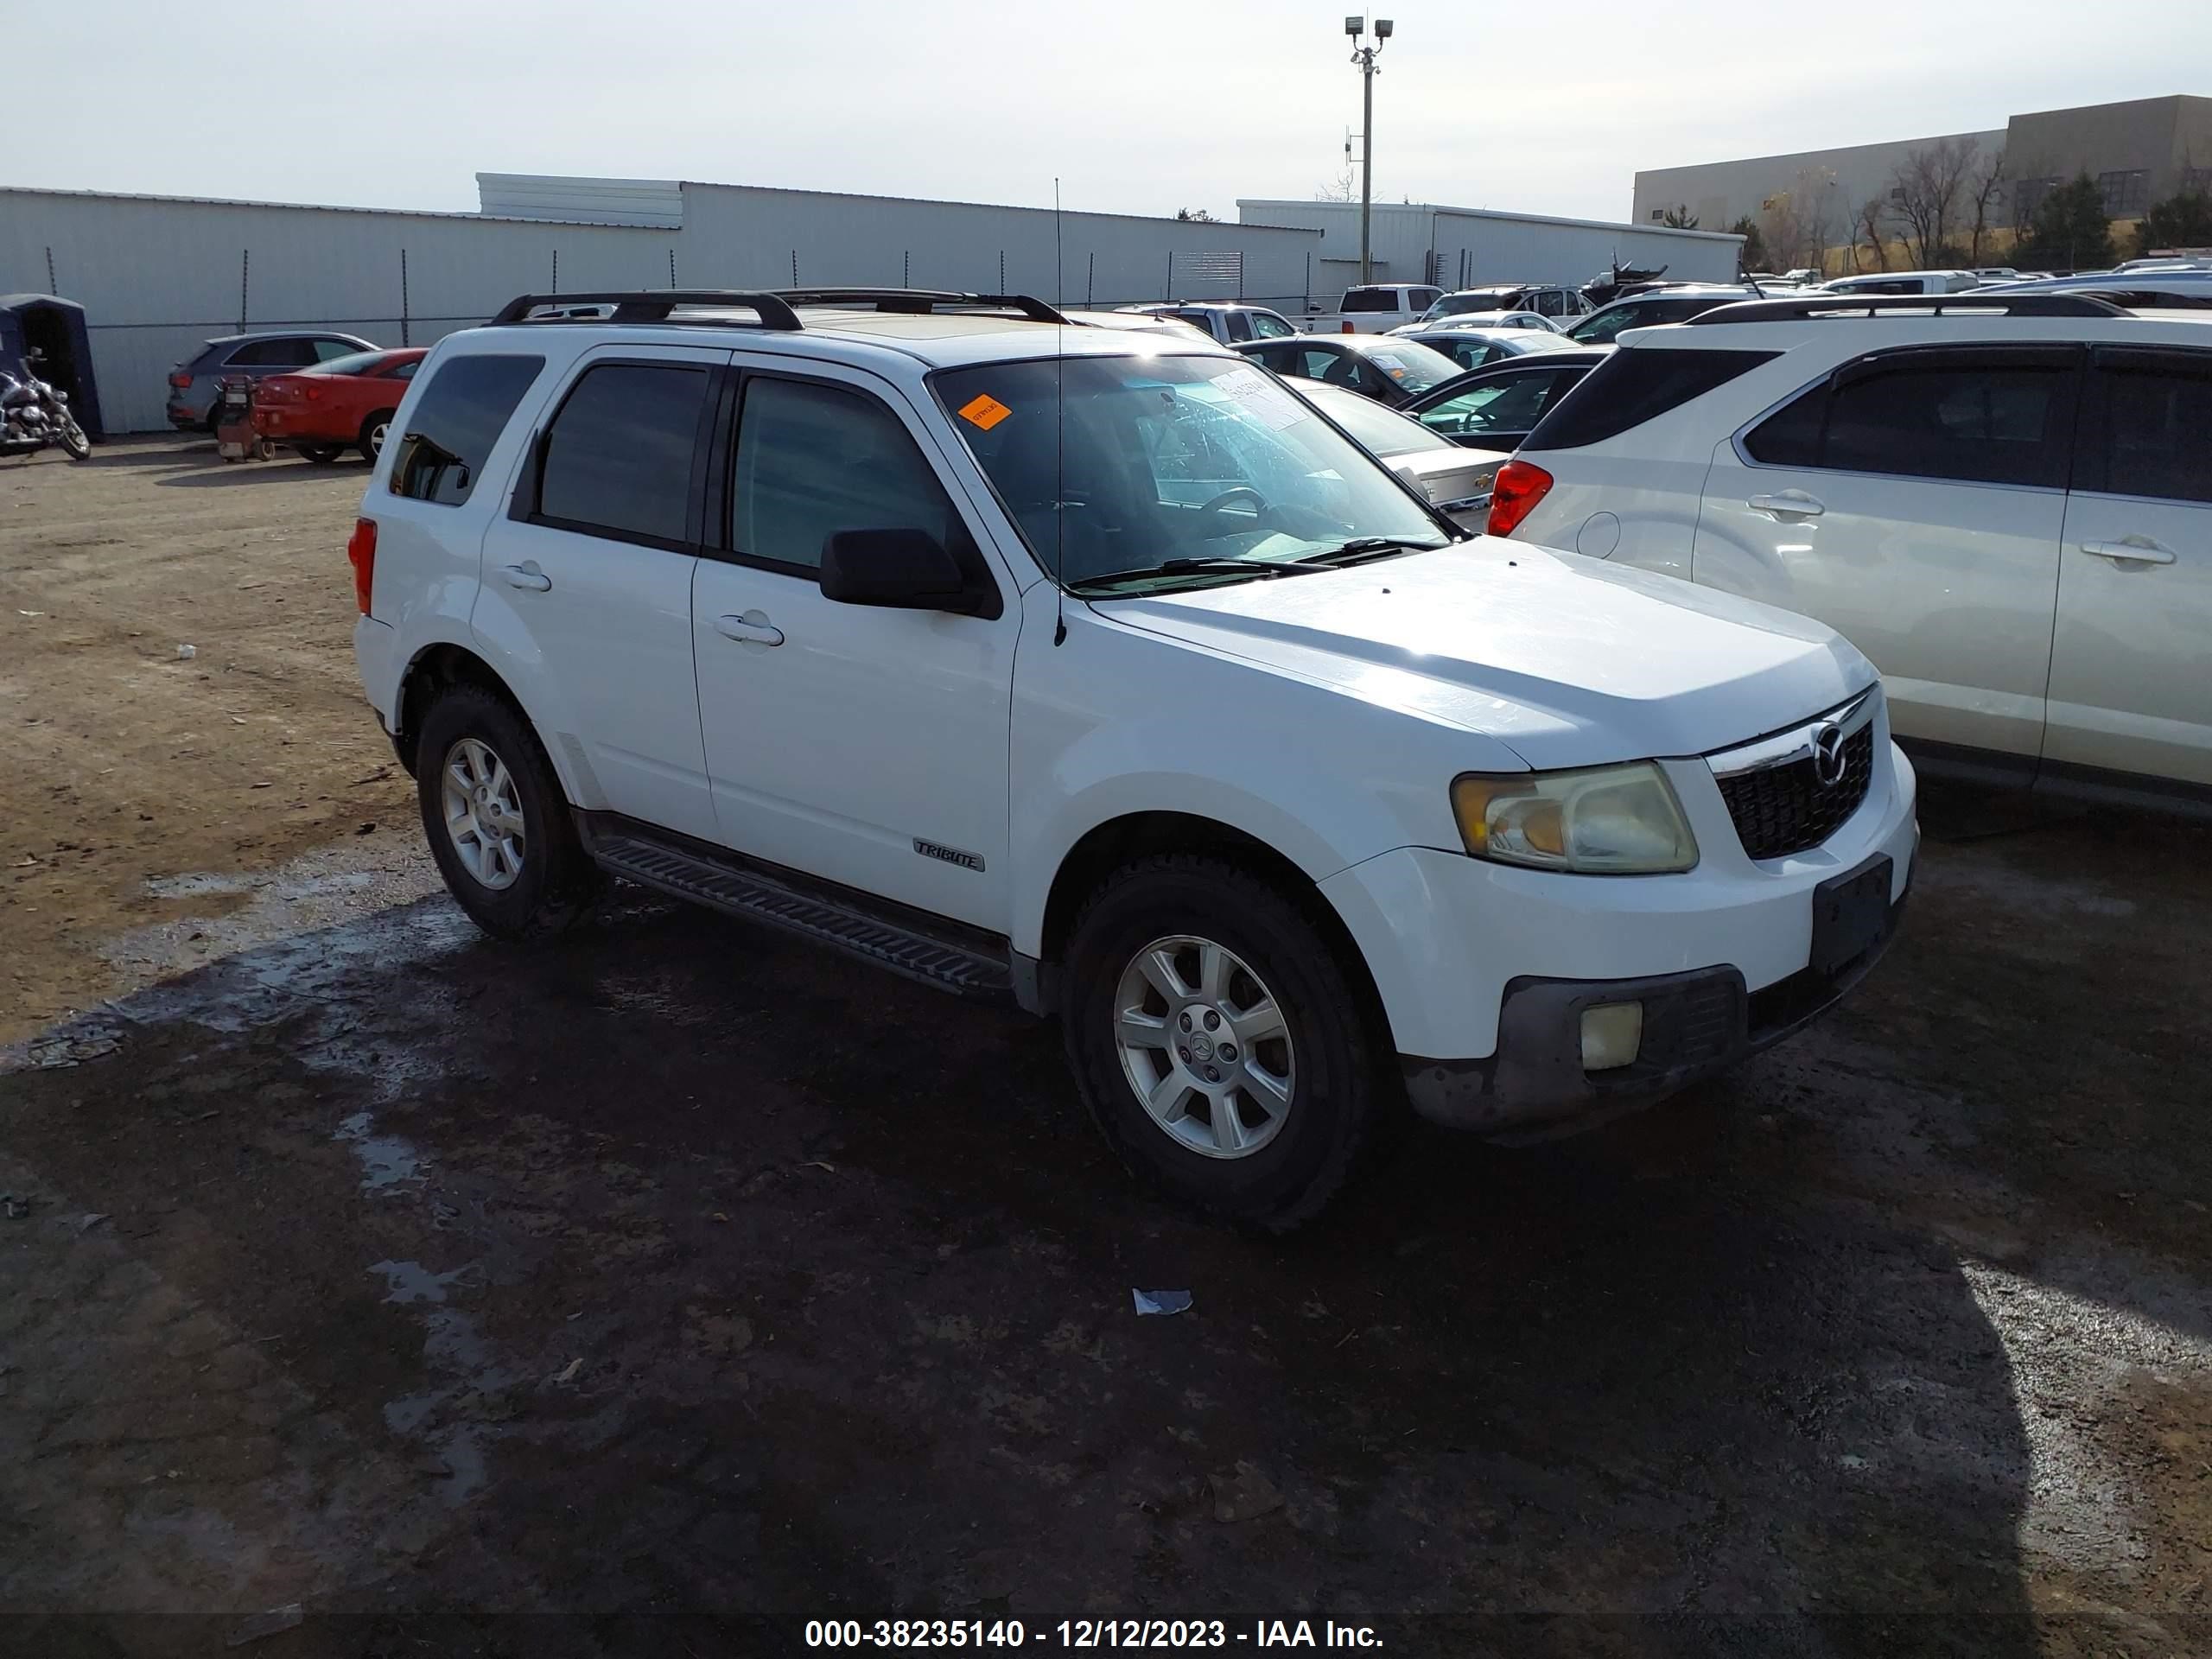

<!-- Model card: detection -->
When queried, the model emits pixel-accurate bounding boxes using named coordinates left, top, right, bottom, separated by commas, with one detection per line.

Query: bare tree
left=1888, top=137, right=1979, bottom=267
left=1174, top=207, right=1219, bottom=223
left=1661, top=203, right=1699, bottom=229
left=1856, top=197, right=1894, bottom=270
left=1314, top=166, right=1357, bottom=203
left=1965, top=149, right=2006, bottom=264
left=1757, top=168, right=1840, bottom=271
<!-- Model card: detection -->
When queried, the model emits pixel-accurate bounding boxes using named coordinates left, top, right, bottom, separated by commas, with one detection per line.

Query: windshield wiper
left=1291, top=537, right=1452, bottom=568
left=1066, top=557, right=1322, bottom=594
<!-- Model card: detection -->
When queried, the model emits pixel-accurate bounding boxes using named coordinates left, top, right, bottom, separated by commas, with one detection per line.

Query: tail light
left=304, top=385, right=320, bottom=400
left=168, top=371, right=192, bottom=389
left=1484, top=460, right=1554, bottom=538
left=346, top=518, right=377, bottom=615
left=1341, top=321, right=1355, bottom=334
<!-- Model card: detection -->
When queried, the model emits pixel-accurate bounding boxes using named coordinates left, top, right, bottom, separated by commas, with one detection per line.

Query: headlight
left=1452, top=763, right=1698, bottom=874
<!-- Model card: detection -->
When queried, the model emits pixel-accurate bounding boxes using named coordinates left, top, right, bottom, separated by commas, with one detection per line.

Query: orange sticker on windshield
left=957, top=393, right=1012, bottom=430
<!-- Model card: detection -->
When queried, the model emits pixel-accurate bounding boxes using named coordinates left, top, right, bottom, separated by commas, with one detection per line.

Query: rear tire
left=415, top=683, right=601, bottom=941
left=359, top=410, right=395, bottom=462
left=296, top=442, right=342, bottom=464
left=1061, top=854, right=1389, bottom=1230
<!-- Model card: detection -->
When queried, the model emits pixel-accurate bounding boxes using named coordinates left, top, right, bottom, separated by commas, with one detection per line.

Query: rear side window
left=1418, top=368, right=1587, bottom=441
left=534, top=362, right=710, bottom=546
left=2079, top=348, right=2212, bottom=503
left=1741, top=348, right=2080, bottom=488
left=732, top=377, right=964, bottom=574
left=226, top=338, right=315, bottom=367
left=1525, top=347, right=1777, bottom=449
left=389, top=353, right=544, bottom=507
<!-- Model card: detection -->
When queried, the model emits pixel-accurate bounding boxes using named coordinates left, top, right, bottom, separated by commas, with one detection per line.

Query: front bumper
left=1401, top=872, right=1907, bottom=1138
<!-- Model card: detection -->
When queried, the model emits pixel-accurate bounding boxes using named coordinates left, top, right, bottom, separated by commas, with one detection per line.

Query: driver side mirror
left=819, top=528, right=988, bottom=616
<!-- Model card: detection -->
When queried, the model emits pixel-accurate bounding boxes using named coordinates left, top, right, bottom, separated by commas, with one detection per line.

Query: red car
left=251, top=346, right=426, bottom=463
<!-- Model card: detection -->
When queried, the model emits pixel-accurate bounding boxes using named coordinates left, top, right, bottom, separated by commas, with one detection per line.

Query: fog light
left=1580, top=1001, right=1643, bottom=1071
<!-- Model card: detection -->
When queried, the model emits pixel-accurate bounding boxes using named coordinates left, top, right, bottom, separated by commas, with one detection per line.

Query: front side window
left=933, top=354, right=1447, bottom=590
left=389, top=353, right=544, bottom=507
left=534, top=362, right=708, bottom=543
left=2081, top=349, right=2212, bottom=504
left=1743, top=349, right=2079, bottom=488
left=1249, top=311, right=1295, bottom=340
left=733, top=377, right=966, bottom=573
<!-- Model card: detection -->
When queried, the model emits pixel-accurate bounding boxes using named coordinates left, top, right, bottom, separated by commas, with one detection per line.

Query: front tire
left=1062, top=855, right=1389, bottom=1230
left=415, top=683, right=601, bottom=940
left=296, top=442, right=342, bottom=464
left=59, top=417, right=90, bottom=461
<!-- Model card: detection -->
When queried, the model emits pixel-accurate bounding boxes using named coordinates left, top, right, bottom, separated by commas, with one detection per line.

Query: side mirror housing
left=819, top=528, right=988, bottom=615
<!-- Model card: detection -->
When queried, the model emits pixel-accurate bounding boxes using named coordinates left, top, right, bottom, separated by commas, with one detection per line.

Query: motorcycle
left=0, top=353, right=91, bottom=461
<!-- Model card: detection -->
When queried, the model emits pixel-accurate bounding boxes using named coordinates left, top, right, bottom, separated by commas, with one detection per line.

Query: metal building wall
left=672, top=183, right=1320, bottom=314
left=0, top=189, right=674, bottom=432
left=1234, top=200, right=1742, bottom=293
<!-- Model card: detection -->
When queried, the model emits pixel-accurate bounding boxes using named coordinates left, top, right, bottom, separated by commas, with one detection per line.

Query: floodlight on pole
left=1346, top=17, right=1394, bottom=285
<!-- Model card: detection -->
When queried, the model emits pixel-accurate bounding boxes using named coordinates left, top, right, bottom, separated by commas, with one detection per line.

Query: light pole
left=1345, top=16, right=1393, bottom=285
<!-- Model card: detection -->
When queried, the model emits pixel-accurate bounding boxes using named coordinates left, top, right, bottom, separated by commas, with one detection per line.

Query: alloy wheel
left=1112, top=934, right=1295, bottom=1159
left=440, top=736, right=526, bottom=891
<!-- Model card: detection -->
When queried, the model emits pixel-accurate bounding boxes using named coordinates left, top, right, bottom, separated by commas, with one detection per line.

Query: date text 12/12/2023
left=803, top=1618, right=1387, bottom=1648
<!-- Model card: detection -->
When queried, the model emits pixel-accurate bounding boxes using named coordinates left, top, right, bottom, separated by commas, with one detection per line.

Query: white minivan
left=349, top=287, right=1917, bottom=1226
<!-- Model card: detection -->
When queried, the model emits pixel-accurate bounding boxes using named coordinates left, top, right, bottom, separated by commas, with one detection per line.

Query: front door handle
left=499, top=562, right=552, bottom=592
left=714, top=611, right=785, bottom=646
left=1749, top=491, right=1825, bottom=518
left=2081, top=537, right=2177, bottom=566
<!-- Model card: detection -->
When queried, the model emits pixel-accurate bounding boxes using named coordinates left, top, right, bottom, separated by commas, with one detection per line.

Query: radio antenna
left=1053, top=175, right=1068, bottom=647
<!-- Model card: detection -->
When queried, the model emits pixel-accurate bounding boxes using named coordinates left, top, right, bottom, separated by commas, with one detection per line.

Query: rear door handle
left=2081, top=538, right=2177, bottom=566
left=499, top=562, right=552, bottom=592
left=714, top=611, right=785, bottom=646
left=1749, top=491, right=1825, bottom=518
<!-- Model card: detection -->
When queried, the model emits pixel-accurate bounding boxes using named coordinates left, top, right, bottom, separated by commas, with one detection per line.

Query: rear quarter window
left=388, top=353, right=546, bottom=507
left=1524, top=347, right=1777, bottom=449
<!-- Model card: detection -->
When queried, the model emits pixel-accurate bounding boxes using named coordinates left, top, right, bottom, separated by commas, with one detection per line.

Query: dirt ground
left=3, top=440, right=2210, bottom=1656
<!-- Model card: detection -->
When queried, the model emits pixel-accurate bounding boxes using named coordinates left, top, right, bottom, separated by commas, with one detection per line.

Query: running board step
left=582, top=823, right=1014, bottom=1001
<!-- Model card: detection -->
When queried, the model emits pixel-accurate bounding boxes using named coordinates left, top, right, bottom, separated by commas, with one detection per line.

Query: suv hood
left=1096, top=540, right=1874, bottom=769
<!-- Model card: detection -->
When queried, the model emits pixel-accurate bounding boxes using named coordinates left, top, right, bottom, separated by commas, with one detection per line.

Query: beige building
left=1633, top=94, right=2212, bottom=243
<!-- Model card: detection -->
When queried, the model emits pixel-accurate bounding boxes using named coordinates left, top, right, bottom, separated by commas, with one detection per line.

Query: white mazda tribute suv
left=347, top=288, right=1918, bottom=1227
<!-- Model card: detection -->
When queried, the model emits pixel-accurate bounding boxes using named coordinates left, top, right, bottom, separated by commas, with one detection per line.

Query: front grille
left=1715, top=724, right=1874, bottom=861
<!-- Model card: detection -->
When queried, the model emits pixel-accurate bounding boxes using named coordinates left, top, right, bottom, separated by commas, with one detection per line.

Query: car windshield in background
left=1339, top=289, right=1403, bottom=313
left=1427, top=289, right=1522, bottom=318
left=931, top=354, right=1446, bottom=591
left=1568, top=297, right=1718, bottom=343
left=1344, top=338, right=1461, bottom=392
left=302, top=350, right=388, bottom=378
left=1296, top=385, right=1455, bottom=457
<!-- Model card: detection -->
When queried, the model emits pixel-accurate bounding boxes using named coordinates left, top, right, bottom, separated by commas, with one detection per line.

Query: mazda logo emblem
left=1812, top=723, right=1849, bottom=788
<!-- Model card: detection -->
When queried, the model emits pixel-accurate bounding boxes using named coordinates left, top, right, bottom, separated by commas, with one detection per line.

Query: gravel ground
left=2, top=440, right=2209, bottom=1656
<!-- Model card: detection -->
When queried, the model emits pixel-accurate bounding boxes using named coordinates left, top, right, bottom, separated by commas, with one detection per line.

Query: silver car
left=166, top=330, right=377, bottom=432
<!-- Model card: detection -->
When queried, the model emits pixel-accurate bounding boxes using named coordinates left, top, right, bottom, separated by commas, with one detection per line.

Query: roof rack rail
left=770, top=287, right=1073, bottom=324
left=1686, top=293, right=2125, bottom=325
left=490, top=290, right=805, bottom=329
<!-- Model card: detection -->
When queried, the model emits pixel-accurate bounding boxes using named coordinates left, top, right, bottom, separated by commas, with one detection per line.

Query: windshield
left=1344, top=338, right=1462, bottom=392
left=1425, top=289, right=1520, bottom=320
left=302, top=350, right=388, bottom=378
left=932, top=353, right=1448, bottom=590
left=1296, top=385, right=1455, bottom=457
left=1567, top=297, right=1716, bottom=343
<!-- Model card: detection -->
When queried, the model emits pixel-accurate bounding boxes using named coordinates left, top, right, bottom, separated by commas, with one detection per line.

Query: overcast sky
left=26, top=2, right=2210, bottom=224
